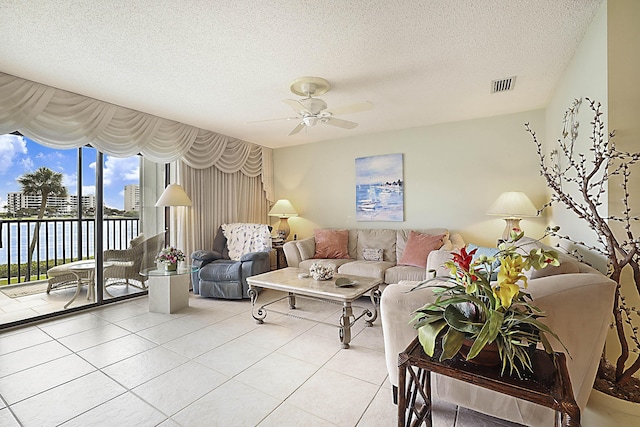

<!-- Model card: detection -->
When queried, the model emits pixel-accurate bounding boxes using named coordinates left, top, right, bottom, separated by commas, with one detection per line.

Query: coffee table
left=246, top=267, right=382, bottom=348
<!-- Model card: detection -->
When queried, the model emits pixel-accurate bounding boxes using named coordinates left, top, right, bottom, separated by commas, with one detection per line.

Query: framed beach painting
left=355, top=153, right=404, bottom=221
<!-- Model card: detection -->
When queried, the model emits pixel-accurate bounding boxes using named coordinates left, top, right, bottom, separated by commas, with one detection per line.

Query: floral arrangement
left=156, top=246, right=185, bottom=264
left=411, top=229, right=566, bottom=377
left=309, top=263, right=334, bottom=281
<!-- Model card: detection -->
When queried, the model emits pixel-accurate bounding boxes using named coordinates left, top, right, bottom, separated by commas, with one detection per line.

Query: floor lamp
left=155, top=184, right=192, bottom=247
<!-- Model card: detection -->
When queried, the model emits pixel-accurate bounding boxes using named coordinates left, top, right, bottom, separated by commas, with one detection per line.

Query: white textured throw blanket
left=221, top=223, right=272, bottom=261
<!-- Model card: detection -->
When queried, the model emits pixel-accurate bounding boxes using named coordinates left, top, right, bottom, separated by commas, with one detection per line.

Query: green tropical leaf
left=443, top=304, right=476, bottom=333
left=417, top=320, right=448, bottom=357
left=413, top=316, right=445, bottom=329
left=467, top=310, right=504, bottom=360
left=441, top=328, right=465, bottom=360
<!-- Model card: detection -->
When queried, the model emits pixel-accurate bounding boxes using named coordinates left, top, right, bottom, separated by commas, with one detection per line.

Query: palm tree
left=17, top=167, right=67, bottom=281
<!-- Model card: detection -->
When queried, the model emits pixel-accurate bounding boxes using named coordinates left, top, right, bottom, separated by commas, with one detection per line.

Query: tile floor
left=0, top=290, right=569, bottom=426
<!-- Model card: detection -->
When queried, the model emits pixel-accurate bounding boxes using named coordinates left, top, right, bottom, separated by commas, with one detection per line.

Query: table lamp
left=487, top=191, right=537, bottom=240
left=268, top=199, right=298, bottom=240
left=155, top=184, right=192, bottom=245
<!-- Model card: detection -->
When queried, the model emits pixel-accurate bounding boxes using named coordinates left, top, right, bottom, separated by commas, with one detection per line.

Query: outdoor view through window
left=0, top=134, right=143, bottom=325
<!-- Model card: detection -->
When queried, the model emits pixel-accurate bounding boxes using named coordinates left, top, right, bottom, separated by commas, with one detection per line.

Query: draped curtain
left=177, top=161, right=270, bottom=257
left=0, top=72, right=274, bottom=254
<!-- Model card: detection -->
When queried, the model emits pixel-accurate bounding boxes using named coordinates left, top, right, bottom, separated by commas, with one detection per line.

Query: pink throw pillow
left=313, top=229, right=349, bottom=259
left=398, top=232, right=446, bottom=268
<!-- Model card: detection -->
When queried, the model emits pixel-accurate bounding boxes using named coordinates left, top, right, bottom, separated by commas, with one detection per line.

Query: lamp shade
left=268, top=199, right=298, bottom=218
left=155, top=184, right=192, bottom=207
left=487, top=192, right=537, bottom=218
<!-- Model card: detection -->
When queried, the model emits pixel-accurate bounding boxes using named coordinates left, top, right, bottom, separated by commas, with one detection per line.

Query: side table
left=66, top=260, right=115, bottom=308
left=397, top=338, right=580, bottom=427
left=272, top=244, right=287, bottom=269
left=141, top=264, right=198, bottom=314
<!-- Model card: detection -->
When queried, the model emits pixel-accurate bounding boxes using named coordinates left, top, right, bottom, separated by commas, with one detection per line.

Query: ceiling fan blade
left=248, top=116, right=298, bottom=124
left=323, top=117, right=358, bottom=129
left=329, top=101, right=373, bottom=116
left=282, top=99, right=310, bottom=114
left=289, top=122, right=306, bottom=136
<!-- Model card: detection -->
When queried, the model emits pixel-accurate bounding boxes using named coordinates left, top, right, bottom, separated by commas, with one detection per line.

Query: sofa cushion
left=299, top=258, right=353, bottom=271
left=397, top=228, right=449, bottom=261
left=355, top=229, right=397, bottom=263
left=468, top=244, right=501, bottom=268
left=397, top=232, right=446, bottom=268
left=296, top=238, right=316, bottom=260
left=515, top=237, right=582, bottom=279
left=212, top=226, right=229, bottom=258
left=199, top=260, right=241, bottom=282
left=363, top=248, right=384, bottom=261
left=385, top=265, right=427, bottom=284
left=530, top=253, right=581, bottom=279
left=338, top=260, right=394, bottom=281
left=313, top=229, right=349, bottom=259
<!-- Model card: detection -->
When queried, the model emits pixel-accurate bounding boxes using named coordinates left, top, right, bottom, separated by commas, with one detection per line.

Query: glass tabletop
left=140, top=264, right=199, bottom=277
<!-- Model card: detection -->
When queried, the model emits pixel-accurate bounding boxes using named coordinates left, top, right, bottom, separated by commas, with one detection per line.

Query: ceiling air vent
left=491, top=76, right=516, bottom=93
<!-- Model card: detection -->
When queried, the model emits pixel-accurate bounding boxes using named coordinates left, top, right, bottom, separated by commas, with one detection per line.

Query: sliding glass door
left=0, top=134, right=158, bottom=327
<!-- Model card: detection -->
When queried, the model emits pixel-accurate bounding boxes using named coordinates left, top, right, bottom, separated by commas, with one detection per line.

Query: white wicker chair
left=46, top=232, right=165, bottom=293
left=104, top=232, right=165, bottom=289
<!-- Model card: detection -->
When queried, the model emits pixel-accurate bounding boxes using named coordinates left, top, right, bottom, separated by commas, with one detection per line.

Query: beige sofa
left=381, top=237, right=617, bottom=426
left=282, top=228, right=465, bottom=286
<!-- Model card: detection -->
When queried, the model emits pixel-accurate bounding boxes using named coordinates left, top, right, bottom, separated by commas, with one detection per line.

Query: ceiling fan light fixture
left=303, top=116, right=318, bottom=126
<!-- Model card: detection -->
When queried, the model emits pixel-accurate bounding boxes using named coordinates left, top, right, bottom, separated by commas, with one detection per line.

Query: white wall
left=273, top=109, right=547, bottom=247
left=606, top=0, right=640, bottom=376
left=543, top=0, right=608, bottom=270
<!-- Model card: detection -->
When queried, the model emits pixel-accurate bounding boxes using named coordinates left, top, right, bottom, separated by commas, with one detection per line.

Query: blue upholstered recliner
left=191, top=223, right=272, bottom=299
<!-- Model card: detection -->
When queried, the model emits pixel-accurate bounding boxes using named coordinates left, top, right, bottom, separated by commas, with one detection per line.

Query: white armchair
left=381, top=243, right=616, bottom=426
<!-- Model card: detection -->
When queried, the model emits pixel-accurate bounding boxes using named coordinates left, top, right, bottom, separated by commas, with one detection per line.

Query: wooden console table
left=397, top=338, right=580, bottom=427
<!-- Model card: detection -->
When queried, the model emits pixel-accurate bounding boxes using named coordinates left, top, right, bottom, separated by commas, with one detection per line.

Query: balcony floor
left=0, top=281, right=144, bottom=325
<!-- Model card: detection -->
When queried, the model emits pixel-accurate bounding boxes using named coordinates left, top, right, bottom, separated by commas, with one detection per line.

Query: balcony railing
left=0, top=218, right=139, bottom=285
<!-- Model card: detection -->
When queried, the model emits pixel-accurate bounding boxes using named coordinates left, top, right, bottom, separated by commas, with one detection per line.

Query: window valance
left=0, top=72, right=273, bottom=200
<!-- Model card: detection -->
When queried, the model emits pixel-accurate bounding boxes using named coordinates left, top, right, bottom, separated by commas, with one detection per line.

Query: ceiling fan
left=253, top=77, right=373, bottom=136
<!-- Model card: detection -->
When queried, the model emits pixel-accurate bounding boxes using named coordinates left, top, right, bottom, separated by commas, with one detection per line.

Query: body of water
left=0, top=220, right=139, bottom=265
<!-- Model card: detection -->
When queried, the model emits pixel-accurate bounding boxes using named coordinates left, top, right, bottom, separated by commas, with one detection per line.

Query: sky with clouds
left=0, top=134, right=140, bottom=212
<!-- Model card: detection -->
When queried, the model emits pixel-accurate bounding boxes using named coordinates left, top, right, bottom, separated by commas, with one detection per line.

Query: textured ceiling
left=0, top=0, right=603, bottom=149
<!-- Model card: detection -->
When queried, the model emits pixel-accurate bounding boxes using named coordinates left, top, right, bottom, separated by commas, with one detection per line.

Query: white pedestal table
left=141, top=265, right=198, bottom=314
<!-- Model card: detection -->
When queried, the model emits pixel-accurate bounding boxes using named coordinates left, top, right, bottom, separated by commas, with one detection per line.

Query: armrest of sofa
left=283, top=237, right=315, bottom=267
left=381, top=281, right=440, bottom=390
left=191, top=250, right=223, bottom=269
left=282, top=241, right=301, bottom=267
left=426, top=249, right=456, bottom=278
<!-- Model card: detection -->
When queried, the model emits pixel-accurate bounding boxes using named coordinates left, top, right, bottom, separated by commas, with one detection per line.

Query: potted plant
left=156, top=246, right=185, bottom=271
left=526, top=98, right=640, bottom=404
left=411, top=230, right=563, bottom=377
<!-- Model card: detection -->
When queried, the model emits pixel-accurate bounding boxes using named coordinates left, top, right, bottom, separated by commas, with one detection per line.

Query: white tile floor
left=0, top=289, right=585, bottom=426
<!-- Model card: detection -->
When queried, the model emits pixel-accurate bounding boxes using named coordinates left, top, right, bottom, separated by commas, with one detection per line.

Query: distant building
left=6, top=192, right=96, bottom=215
left=124, top=184, right=140, bottom=212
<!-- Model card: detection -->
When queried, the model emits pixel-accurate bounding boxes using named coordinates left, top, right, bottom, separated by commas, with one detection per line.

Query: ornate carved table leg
left=366, top=287, right=381, bottom=326
left=248, top=286, right=266, bottom=324
left=340, top=302, right=354, bottom=349
left=288, top=291, right=296, bottom=309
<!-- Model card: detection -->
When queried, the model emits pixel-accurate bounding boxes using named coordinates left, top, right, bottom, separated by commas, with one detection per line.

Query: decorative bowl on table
left=309, top=263, right=334, bottom=281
